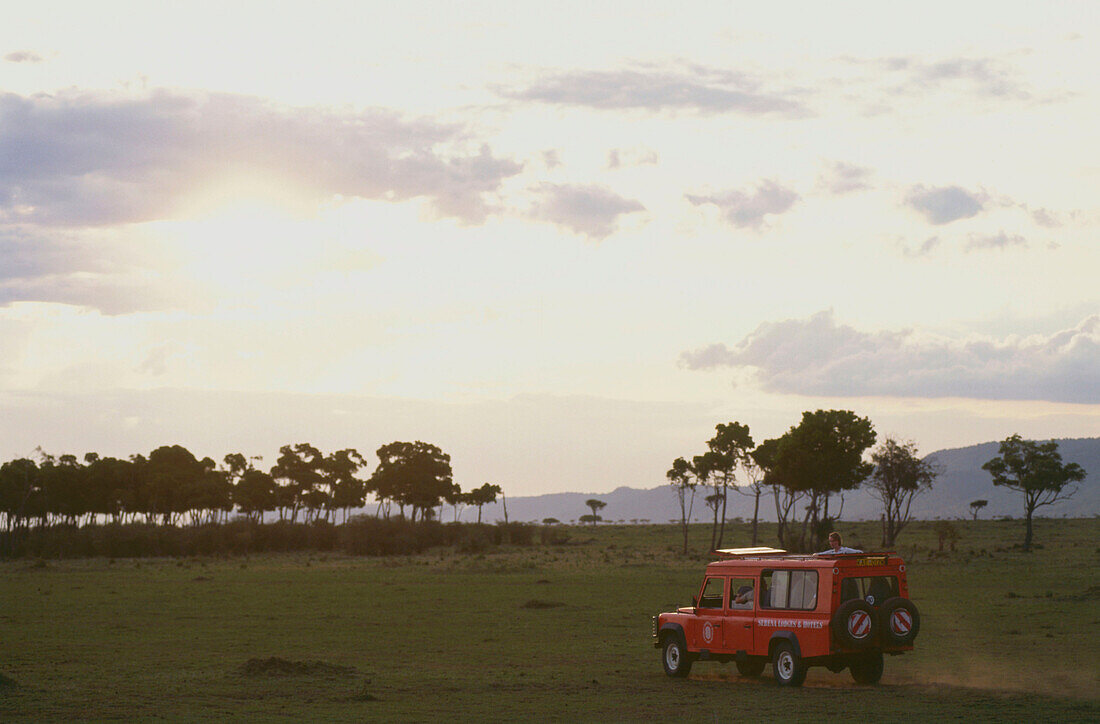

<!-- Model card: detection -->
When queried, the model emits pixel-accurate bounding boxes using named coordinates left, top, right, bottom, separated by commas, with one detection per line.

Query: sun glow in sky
left=0, top=1, right=1097, bottom=495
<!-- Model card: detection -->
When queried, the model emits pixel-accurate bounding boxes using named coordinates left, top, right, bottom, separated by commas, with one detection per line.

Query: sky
left=0, top=1, right=1097, bottom=496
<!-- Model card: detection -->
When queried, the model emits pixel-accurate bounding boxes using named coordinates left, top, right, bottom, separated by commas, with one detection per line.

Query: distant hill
left=465, top=437, right=1099, bottom=524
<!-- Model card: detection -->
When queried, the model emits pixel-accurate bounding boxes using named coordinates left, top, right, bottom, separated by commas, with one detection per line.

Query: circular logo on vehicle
left=703, top=622, right=714, bottom=643
left=890, top=609, right=913, bottom=635
left=847, top=610, right=872, bottom=639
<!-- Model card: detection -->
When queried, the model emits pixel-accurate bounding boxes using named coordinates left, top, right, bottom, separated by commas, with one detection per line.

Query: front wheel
left=662, top=635, right=693, bottom=678
left=850, top=652, right=884, bottom=684
left=771, top=641, right=807, bottom=687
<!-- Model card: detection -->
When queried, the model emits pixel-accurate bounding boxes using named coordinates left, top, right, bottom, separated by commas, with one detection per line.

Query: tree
left=322, top=449, right=367, bottom=523
left=738, top=451, right=767, bottom=547
left=934, top=520, right=959, bottom=552
left=369, top=441, right=454, bottom=522
left=867, top=438, right=940, bottom=546
left=143, top=445, right=217, bottom=525
left=225, top=454, right=274, bottom=523
left=465, top=483, right=501, bottom=523
left=584, top=498, right=606, bottom=525
left=968, top=499, right=988, bottom=520
left=757, top=410, right=876, bottom=552
left=692, top=451, right=722, bottom=550
left=703, top=422, right=754, bottom=550
left=235, top=469, right=277, bottom=523
left=666, top=457, right=698, bottom=555
left=982, top=435, right=1086, bottom=551
left=271, top=443, right=325, bottom=523
left=0, top=458, right=39, bottom=531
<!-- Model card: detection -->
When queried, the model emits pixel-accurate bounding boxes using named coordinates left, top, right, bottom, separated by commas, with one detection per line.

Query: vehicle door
left=693, top=576, right=728, bottom=652
left=724, top=576, right=756, bottom=654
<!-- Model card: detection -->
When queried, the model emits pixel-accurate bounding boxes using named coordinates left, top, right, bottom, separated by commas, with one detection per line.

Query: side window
left=729, top=577, right=755, bottom=610
left=761, top=570, right=819, bottom=610
left=763, top=571, right=788, bottom=609
left=699, top=577, right=725, bottom=609
left=792, top=571, right=818, bottom=609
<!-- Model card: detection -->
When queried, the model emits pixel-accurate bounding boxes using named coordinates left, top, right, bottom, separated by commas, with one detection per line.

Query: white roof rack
left=713, top=547, right=788, bottom=557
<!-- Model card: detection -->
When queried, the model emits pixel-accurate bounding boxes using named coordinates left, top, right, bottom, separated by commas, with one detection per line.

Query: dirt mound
left=521, top=599, right=565, bottom=609
left=240, top=657, right=356, bottom=677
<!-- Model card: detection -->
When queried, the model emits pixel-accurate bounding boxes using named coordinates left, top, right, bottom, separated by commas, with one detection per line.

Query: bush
left=0, top=517, right=539, bottom=560
left=540, top=526, right=571, bottom=545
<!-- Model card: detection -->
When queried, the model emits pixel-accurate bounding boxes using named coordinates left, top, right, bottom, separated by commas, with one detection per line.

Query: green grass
left=1, top=520, right=1098, bottom=721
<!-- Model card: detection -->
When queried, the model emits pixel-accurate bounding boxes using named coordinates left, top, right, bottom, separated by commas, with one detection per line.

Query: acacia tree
left=867, top=438, right=940, bottom=546
left=666, top=457, right=698, bottom=555
left=0, top=458, right=39, bottom=531
left=703, top=422, right=754, bottom=550
left=143, top=445, right=218, bottom=525
left=322, top=449, right=367, bottom=523
left=271, top=443, right=325, bottom=523
left=969, top=499, right=988, bottom=520
left=584, top=498, right=606, bottom=525
left=369, top=441, right=453, bottom=522
left=758, top=410, right=876, bottom=552
left=692, top=451, right=721, bottom=549
left=738, top=451, right=767, bottom=547
left=465, top=483, right=501, bottom=523
left=753, top=437, right=801, bottom=549
left=982, top=435, right=1086, bottom=551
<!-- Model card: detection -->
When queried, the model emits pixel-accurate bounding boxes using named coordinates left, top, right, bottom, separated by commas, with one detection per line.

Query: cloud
left=966, top=231, right=1027, bottom=252
left=1030, top=208, right=1062, bottom=228
left=686, top=180, right=799, bottom=230
left=898, top=57, right=1031, bottom=99
left=500, top=66, right=809, bottom=117
left=0, top=227, right=186, bottom=313
left=816, top=161, right=873, bottom=194
left=607, top=147, right=659, bottom=170
left=904, top=185, right=985, bottom=225
left=527, top=183, right=645, bottom=240
left=680, top=311, right=1100, bottom=404
left=4, top=51, right=43, bottom=63
left=901, top=236, right=941, bottom=258
left=0, top=89, right=522, bottom=227
left=847, top=55, right=1038, bottom=101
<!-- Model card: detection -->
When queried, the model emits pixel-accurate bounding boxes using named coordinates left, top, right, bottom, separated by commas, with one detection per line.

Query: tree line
left=668, top=410, right=1086, bottom=554
left=0, top=440, right=503, bottom=533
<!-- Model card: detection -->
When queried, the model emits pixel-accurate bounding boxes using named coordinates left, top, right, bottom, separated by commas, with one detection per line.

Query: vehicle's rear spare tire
left=879, top=597, right=920, bottom=646
left=831, top=599, right=877, bottom=649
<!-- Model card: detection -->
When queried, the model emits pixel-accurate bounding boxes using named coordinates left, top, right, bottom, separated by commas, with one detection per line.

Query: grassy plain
left=2, top=518, right=1098, bottom=722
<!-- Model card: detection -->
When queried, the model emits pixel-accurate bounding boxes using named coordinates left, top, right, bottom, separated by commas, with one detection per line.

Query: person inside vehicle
left=816, top=531, right=862, bottom=555
left=733, top=584, right=753, bottom=608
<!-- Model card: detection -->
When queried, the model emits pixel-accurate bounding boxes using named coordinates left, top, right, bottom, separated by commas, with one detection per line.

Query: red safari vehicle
left=652, top=547, right=920, bottom=686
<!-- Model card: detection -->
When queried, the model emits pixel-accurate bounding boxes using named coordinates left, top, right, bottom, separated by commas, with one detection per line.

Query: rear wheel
left=662, top=635, right=693, bottom=678
left=771, top=641, right=807, bottom=687
left=850, top=652, right=884, bottom=684
left=736, top=659, right=766, bottom=677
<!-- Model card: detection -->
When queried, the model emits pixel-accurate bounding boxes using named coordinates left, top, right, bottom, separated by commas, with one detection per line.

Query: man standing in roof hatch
left=817, top=531, right=862, bottom=555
